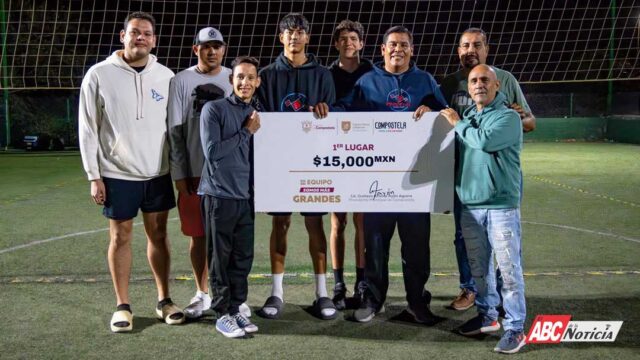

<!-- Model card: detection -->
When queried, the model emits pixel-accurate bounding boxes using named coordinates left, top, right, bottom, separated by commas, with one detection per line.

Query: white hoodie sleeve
left=78, top=68, right=102, bottom=181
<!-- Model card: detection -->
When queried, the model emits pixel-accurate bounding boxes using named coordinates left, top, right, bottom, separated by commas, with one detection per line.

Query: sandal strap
left=316, top=297, right=336, bottom=310
left=263, top=296, right=283, bottom=310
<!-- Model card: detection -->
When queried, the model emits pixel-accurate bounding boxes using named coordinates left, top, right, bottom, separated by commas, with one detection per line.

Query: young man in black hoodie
left=257, top=13, right=337, bottom=320
left=199, top=56, right=261, bottom=338
left=327, top=19, right=373, bottom=310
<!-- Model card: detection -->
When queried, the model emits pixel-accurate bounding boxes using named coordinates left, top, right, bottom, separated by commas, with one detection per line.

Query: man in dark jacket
left=334, top=26, right=447, bottom=325
left=256, top=13, right=337, bottom=321
left=199, top=56, right=261, bottom=338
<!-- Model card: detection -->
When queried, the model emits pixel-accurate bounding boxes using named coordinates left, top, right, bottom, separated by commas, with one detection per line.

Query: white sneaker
left=216, top=314, right=245, bottom=338
left=234, top=313, right=258, bottom=333
left=184, top=292, right=212, bottom=319
left=239, top=302, right=252, bottom=318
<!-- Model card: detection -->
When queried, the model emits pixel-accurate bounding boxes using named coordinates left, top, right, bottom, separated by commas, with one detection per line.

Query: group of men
left=79, top=11, right=533, bottom=354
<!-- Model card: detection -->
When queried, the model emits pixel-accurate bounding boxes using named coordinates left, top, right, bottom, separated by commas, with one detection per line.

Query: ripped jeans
left=460, top=207, right=526, bottom=332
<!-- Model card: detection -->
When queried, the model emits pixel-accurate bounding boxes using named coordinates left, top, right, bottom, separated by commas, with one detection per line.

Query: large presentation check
left=254, top=112, right=454, bottom=213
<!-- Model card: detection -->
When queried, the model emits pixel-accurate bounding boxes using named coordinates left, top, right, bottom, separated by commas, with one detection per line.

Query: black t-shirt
left=328, top=58, right=374, bottom=101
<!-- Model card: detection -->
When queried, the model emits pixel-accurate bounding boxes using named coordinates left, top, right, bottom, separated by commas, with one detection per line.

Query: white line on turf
left=432, top=214, right=640, bottom=244
left=0, top=217, right=179, bottom=255
left=3, top=270, right=639, bottom=284
left=521, top=220, right=640, bottom=244
left=0, top=216, right=637, bottom=255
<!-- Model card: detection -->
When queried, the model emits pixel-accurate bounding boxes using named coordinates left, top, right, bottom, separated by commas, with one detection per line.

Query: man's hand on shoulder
left=510, top=103, right=536, bottom=132
left=309, top=102, right=329, bottom=119
left=90, top=179, right=106, bottom=205
left=244, top=110, right=261, bottom=134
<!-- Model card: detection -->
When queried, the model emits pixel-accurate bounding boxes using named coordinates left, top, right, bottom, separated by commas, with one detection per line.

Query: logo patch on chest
left=386, top=89, right=411, bottom=111
left=151, top=89, right=165, bottom=102
left=281, top=93, right=308, bottom=112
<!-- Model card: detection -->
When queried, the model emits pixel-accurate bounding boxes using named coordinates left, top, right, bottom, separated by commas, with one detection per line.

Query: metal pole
left=0, top=0, right=10, bottom=150
left=66, top=96, right=71, bottom=146
left=607, top=0, right=617, bottom=115
left=569, top=92, right=574, bottom=118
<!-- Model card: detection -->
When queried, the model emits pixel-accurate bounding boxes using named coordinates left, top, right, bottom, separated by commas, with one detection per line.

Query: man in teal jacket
left=440, top=64, right=526, bottom=354
left=441, top=27, right=535, bottom=312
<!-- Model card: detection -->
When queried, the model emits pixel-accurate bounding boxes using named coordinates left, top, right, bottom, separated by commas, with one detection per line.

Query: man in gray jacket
left=167, top=27, right=234, bottom=318
left=199, top=56, right=261, bottom=338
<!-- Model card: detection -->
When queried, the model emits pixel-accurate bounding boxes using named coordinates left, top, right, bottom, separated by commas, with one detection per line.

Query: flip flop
left=110, top=310, right=133, bottom=333
left=313, top=297, right=338, bottom=320
left=257, top=296, right=284, bottom=319
left=155, top=303, right=185, bottom=325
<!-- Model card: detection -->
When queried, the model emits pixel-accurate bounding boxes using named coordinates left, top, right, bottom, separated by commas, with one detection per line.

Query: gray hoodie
left=167, top=66, right=232, bottom=180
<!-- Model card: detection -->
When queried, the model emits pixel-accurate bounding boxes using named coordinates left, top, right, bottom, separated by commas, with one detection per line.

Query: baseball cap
left=194, top=27, right=225, bottom=45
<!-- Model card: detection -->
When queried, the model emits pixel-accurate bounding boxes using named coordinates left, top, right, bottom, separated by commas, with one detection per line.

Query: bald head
left=468, top=64, right=500, bottom=110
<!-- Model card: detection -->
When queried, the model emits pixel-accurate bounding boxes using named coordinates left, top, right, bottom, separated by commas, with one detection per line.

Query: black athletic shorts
left=102, top=174, right=176, bottom=220
left=267, top=212, right=327, bottom=217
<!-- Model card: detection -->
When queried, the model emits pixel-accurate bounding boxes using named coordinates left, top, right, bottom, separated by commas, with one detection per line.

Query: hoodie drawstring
left=133, top=75, right=140, bottom=120
left=139, top=75, right=144, bottom=119
left=133, top=72, right=144, bottom=120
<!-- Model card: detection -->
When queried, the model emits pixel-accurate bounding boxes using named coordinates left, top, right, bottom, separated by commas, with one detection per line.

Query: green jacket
left=455, top=91, right=522, bottom=209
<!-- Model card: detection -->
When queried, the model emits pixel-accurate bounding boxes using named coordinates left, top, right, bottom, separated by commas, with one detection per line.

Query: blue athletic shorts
left=102, top=174, right=176, bottom=220
left=267, top=212, right=327, bottom=217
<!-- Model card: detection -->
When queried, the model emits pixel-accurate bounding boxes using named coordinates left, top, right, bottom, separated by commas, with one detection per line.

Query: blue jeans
left=455, top=194, right=504, bottom=297
left=460, top=207, right=526, bottom=332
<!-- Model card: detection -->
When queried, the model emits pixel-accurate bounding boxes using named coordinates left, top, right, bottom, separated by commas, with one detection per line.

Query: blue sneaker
left=458, top=314, right=500, bottom=335
left=494, top=330, right=526, bottom=354
left=215, top=314, right=245, bottom=338
left=234, top=313, right=258, bottom=333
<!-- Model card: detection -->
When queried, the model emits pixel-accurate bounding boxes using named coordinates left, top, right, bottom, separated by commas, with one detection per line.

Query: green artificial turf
left=1, top=143, right=638, bottom=359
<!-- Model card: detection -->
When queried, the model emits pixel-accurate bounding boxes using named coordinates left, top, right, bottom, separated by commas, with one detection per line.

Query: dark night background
left=1, top=0, right=639, bottom=147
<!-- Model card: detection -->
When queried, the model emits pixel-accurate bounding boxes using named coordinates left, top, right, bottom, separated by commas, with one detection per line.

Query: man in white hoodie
left=79, top=11, right=184, bottom=333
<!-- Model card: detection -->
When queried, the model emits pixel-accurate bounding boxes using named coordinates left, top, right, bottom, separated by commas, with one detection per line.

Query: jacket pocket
left=459, top=164, right=496, bottom=205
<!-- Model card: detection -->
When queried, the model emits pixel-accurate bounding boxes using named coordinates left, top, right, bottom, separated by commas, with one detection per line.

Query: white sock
left=315, top=274, right=335, bottom=317
left=263, top=273, right=284, bottom=316
left=315, top=274, right=328, bottom=298
left=196, top=290, right=208, bottom=298
left=271, top=273, right=284, bottom=300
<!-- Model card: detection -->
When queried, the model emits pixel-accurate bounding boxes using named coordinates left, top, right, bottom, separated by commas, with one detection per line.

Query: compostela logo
left=301, top=120, right=312, bottom=133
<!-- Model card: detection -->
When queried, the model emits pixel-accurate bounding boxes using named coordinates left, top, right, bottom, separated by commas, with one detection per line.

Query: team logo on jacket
left=386, top=89, right=411, bottom=111
left=281, top=93, right=308, bottom=112
left=151, top=89, right=165, bottom=102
